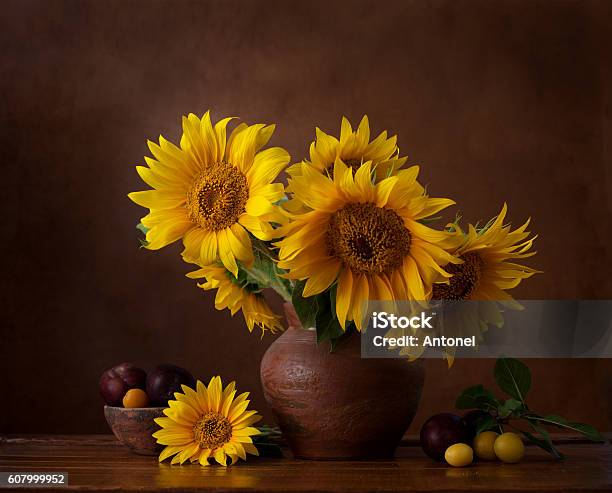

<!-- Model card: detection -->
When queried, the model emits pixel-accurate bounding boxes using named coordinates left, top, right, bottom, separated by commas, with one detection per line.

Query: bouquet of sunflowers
left=129, top=111, right=538, bottom=345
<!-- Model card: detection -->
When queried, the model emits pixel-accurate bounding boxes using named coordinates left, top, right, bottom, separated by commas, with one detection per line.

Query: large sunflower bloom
left=426, top=204, right=539, bottom=365
left=276, top=160, right=460, bottom=330
left=285, top=116, right=407, bottom=213
left=153, top=376, right=261, bottom=466
left=187, top=265, right=283, bottom=334
left=128, top=112, right=289, bottom=277
left=432, top=203, right=539, bottom=303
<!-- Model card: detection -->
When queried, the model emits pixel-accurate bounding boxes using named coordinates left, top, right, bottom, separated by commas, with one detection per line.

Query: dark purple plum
left=146, top=364, right=196, bottom=406
left=99, top=363, right=147, bottom=406
left=420, top=413, right=469, bottom=461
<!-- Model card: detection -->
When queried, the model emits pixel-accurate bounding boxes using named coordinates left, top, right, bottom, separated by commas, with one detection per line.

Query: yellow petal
left=199, top=230, right=218, bottom=264
left=350, top=273, right=370, bottom=331
left=181, top=114, right=209, bottom=166
left=182, top=228, right=206, bottom=263
left=136, top=165, right=184, bottom=191
left=231, top=412, right=262, bottom=428
left=228, top=392, right=249, bottom=418
left=339, top=116, right=353, bottom=145
left=375, top=176, right=399, bottom=207
left=232, top=435, right=253, bottom=444
left=245, top=195, right=276, bottom=217
left=195, top=380, right=210, bottom=411
left=413, top=197, right=456, bottom=220
left=167, top=400, right=200, bottom=423
left=372, top=274, right=394, bottom=301
left=207, top=376, right=222, bottom=413
left=200, top=111, right=219, bottom=163
left=198, top=449, right=211, bottom=466
left=214, top=449, right=227, bottom=466
left=146, top=221, right=193, bottom=251
left=220, top=381, right=237, bottom=417
left=404, top=256, right=426, bottom=300
left=353, top=161, right=375, bottom=202
left=228, top=124, right=266, bottom=173
left=128, top=190, right=186, bottom=210
left=217, top=229, right=238, bottom=277
left=228, top=224, right=253, bottom=265
left=153, top=429, right=194, bottom=446
left=302, top=261, right=340, bottom=297
left=232, top=442, right=247, bottom=460
left=312, top=128, right=338, bottom=165
left=251, top=183, right=285, bottom=203
left=355, top=115, right=370, bottom=148
left=214, top=117, right=235, bottom=162
left=238, top=214, right=275, bottom=240
left=229, top=400, right=250, bottom=422
left=335, top=269, right=353, bottom=329
left=178, top=442, right=200, bottom=464
left=162, top=407, right=195, bottom=427
left=232, top=427, right=260, bottom=437
left=146, top=140, right=194, bottom=182
left=248, top=147, right=290, bottom=188
left=158, top=445, right=183, bottom=462
left=242, top=442, right=259, bottom=456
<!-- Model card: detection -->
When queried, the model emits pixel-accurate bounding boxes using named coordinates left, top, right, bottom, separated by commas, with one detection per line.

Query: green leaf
left=519, top=424, right=565, bottom=460
left=329, top=286, right=338, bottom=320
left=291, top=280, right=318, bottom=329
left=498, top=398, right=524, bottom=419
left=455, top=385, right=499, bottom=411
left=253, top=425, right=284, bottom=457
left=527, top=415, right=604, bottom=442
left=316, top=305, right=344, bottom=345
left=474, top=414, right=498, bottom=435
left=329, top=327, right=354, bottom=351
left=241, top=248, right=276, bottom=289
left=494, top=358, right=531, bottom=403
left=136, top=223, right=149, bottom=247
left=136, top=222, right=149, bottom=234
left=315, top=289, right=345, bottom=349
left=291, top=282, right=348, bottom=349
left=252, top=442, right=284, bottom=458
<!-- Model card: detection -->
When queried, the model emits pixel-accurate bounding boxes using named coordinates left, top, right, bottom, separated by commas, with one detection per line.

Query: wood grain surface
left=1, top=435, right=610, bottom=492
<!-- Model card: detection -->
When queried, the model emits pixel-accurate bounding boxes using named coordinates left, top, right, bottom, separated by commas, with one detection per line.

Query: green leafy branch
left=253, top=425, right=283, bottom=458
left=291, top=280, right=353, bottom=350
left=236, top=242, right=292, bottom=302
left=455, top=358, right=604, bottom=460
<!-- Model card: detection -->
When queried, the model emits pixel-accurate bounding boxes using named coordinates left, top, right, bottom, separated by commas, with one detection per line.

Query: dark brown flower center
left=187, top=162, right=248, bottom=230
left=432, top=252, right=485, bottom=300
left=193, top=411, right=232, bottom=450
left=326, top=203, right=411, bottom=274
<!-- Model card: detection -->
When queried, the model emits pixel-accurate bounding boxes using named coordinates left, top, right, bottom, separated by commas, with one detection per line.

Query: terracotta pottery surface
left=260, top=303, right=425, bottom=460
left=104, top=405, right=164, bottom=455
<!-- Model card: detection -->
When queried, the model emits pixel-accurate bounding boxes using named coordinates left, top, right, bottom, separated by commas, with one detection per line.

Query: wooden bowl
left=104, top=405, right=165, bottom=455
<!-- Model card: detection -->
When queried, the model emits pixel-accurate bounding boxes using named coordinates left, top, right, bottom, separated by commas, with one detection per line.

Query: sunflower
left=432, top=203, right=539, bottom=303
left=187, top=265, right=283, bottom=334
left=284, top=116, right=407, bottom=213
left=276, top=160, right=460, bottom=330
left=419, top=204, right=539, bottom=366
left=153, top=376, right=262, bottom=466
left=128, top=111, right=289, bottom=277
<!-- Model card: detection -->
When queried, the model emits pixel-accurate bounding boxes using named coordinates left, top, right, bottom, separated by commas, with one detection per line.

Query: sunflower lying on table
left=153, top=376, right=274, bottom=466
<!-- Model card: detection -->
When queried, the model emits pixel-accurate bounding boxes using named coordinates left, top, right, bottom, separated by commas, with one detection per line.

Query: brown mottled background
left=1, top=0, right=611, bottom=435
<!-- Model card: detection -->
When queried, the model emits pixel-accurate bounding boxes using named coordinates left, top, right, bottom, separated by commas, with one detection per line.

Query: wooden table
left=1, top=435, right=611, bottom=492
